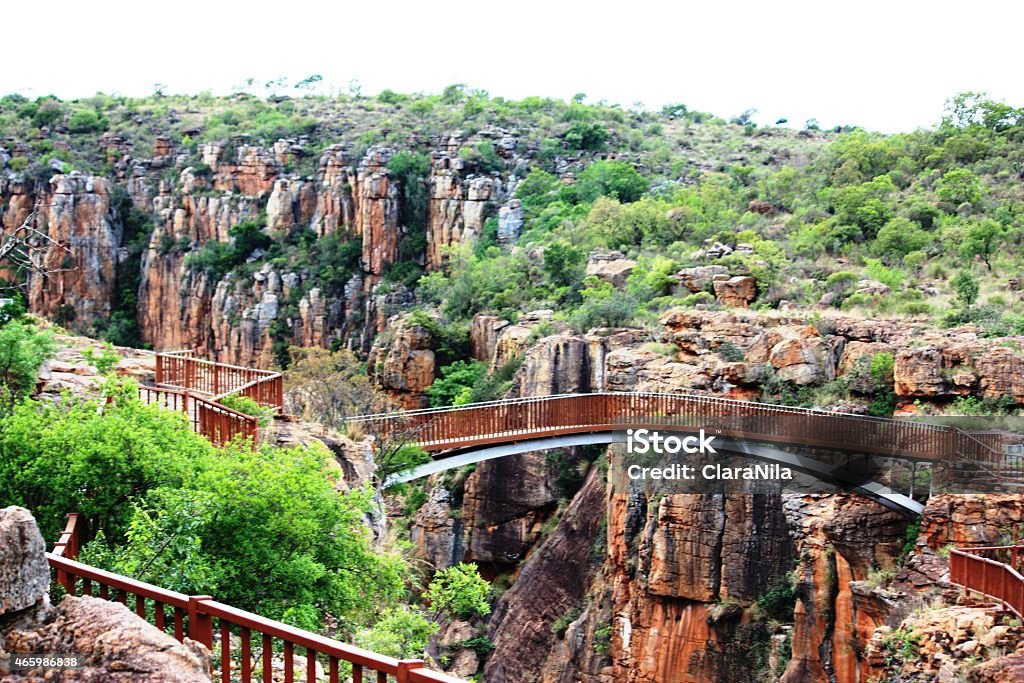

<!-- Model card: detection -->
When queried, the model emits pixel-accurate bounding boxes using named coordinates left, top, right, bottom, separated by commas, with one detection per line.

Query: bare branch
left=0, top=202, right=75, bottom=290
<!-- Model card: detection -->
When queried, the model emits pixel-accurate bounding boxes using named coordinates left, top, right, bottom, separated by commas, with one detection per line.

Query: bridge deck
left=350, top=392, right=1006, bottom=465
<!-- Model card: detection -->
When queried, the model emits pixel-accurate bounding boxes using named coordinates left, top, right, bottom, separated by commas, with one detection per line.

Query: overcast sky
left=3, top=0, right=1020, bottom=133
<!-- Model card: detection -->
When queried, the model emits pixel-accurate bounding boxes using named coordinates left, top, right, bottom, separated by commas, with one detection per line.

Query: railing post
left=155, top=354, right=164, bottom=385
left=396, top=660, right=424, bottom=683
left=187, top=595, right=214, bottom=650
left=66, top=513, right=79, bottom=559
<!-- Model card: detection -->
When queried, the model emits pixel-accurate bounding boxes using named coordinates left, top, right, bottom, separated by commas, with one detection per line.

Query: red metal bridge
left=348, top=391, right=1015, bottom=472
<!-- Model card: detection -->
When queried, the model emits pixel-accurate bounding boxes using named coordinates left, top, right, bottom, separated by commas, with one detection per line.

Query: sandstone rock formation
left=712, top=275, right=757, bottom=307
left=367, top=314, right=436, bottom=408
left=585, top=252, right=637, bottom=288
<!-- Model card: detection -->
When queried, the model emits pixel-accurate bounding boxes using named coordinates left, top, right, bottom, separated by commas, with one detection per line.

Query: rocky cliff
left=1, top=126, right=530, bottom=365
left=391, top=308, right=1024, bottom=682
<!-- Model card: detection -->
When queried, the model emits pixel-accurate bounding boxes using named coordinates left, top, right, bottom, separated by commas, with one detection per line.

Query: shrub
left=81, top=343, right=120, bottom=374
left=68, top=108, right=107, bottom=133
left=424, top=563, right=491, bottom=619
left=427, top=360, right=486, bottom=407
left=574, top=160, right=648, bottom=204
left=218, top=394, right=273, bottom=427
left=552, top=606, right=582, bottom=638
left=952, top=270, right=979, bottom=307
left=564, top=121, right=608, bottom=151
left=6, top=156, right=28, bottom=172
left=570, top=282, right=637, bottom=332
left=0, top=321, right=56, bottom=411
left=717, top=342, right=745, bottom=362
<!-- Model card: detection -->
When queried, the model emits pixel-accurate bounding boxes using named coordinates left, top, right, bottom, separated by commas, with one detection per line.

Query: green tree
left=354, top=606, right=438, bottom=659
left=0, top=380, right=205, bottom=539
left=0, top=321, right=56, bottom=411
left=542, top=241, right=584, bottom=287
left=937, top=168, right=983, bottom=207
left=952, top=270, right=979, bottom=307
left=830, top=175, right=896, bottom=241
left=424, top=562, right=492, bottom=619
left=960, top=218, right=1005, bottom=270
left=872, top=217, right=931, bottom=261
left=867, top=353, right=897, bottom=417
left=427, top=360, right=487, bottom=407
left=574, top=160, right=648, bottom=204
left=564, top=122, right=608, bottom=151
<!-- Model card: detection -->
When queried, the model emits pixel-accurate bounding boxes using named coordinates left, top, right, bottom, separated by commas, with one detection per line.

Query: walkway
left=48, top=514, right=464, bottom=683
left=347, top=392, right=1024, bottom=516
left=138, top=351, right=284, bottom=447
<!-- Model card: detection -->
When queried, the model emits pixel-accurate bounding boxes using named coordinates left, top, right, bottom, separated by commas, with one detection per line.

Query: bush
left=427, top=360, right=487, bottom=407
left=0, top=321, right=56, bottom=411
left=218, top=394, right=273, bottom=427
left=424, top=563, right=491, bottom=619
left=564, top=121, right=608, bottom=151
left=574, top=160, right=647, bottom=204
left=68, top=108, right=107, bottom=133
left=569, top=281, right=637, bottom=332
left=952, top=270, right=979, bottom=307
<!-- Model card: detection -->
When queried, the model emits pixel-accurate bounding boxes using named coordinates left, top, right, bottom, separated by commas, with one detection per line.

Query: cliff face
left=1, top=174, right=120, bottom=326
left=2, top=129, right=526, bottom=364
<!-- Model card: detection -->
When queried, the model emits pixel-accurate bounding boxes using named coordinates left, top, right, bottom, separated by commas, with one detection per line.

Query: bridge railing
left=347, top=391, right=1000, bottom=464
left=148, top=352, right=286, bottom=449
left=950, top=545, right=1024, bottom=618
left=155, top=352, right=283, bottom=412
left=47, top=514, right=465, bottom=683
left=138, top=385, right=258, bottom=447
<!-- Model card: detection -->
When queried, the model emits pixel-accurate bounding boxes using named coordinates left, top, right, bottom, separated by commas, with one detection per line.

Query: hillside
left=3, top=90, right=1023, bottom=379
left=3, top=88, right=1024, bottom=682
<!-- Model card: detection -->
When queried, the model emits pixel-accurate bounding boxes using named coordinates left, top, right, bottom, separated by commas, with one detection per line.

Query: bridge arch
left=383, top=430, right=925, bottom=516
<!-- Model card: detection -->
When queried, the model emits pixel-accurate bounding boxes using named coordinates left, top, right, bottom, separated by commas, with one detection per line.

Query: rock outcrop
left=0, top=507, right=49, bottom=617
left=367, top=314, right=436, bottom=408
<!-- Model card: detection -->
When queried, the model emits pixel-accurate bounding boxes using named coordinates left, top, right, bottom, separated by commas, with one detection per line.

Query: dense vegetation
left=0, top=307, right=488, bottom=655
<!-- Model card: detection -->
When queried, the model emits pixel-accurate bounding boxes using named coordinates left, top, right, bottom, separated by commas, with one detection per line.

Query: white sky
left=3, top=0, right=1021, bottom=133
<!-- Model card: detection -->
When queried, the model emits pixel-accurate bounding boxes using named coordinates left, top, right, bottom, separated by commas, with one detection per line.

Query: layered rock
left=426, top=136, right=506, bottom=269
left=367, top=314, right=436, bottom=408
left=483, top=468, right=605, bottom=682
left=0, top=173, right=120, bottom=331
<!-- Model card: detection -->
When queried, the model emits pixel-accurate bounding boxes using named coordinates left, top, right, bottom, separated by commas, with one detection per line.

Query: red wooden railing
left=348, top=392, right=1013, bottom=470
left=142, top=351, right=285, bottom=449
left=950, top=545, right=1024, bottom=618
left=47, top=515, right=465, bottom=683
left=138, top=385, right=258, bottom=447
left=156, top=351, right=284, bottom=411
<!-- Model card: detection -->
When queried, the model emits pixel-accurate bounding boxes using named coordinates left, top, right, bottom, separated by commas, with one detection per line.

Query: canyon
left=4, top=96, right=1024, bottom=682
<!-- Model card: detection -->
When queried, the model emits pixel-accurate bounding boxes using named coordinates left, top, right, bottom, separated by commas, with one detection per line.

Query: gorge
left=3, top=88, right=1024, bottom=681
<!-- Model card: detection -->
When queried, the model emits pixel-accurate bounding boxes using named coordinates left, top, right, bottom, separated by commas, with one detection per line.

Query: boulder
left=585, top=252, right=637, bottom=288
left=671, top=265, right=728, bottom=294
left=0, top=507, right=49, bottom=617
left=713, top=276, right=757, bottom=307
